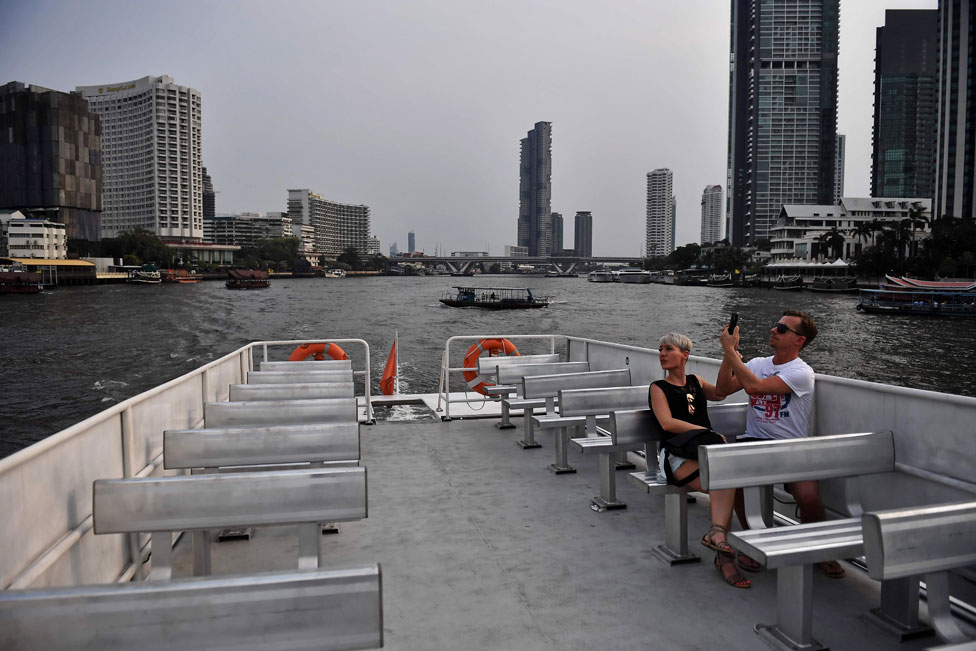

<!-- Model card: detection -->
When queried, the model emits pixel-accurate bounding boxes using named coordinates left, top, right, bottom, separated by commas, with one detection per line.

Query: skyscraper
left=551, top=212, right=563, bottom=254
left=202, top=167, right=215, bottom=219
left=872, top=10, right=938, bottom=201
left=646, top=169, right=674, bottom=257
left=700, top=185, right=724, bottom=245
left=727, top=0, right=840, bottom=246
left=517, top=121, right=552, bottom=256
left=0, top=82, right=102, bottom=241
left=574, top=211, right=592, bottom=257
left=407, top=230, right=415, bottom=254
left=833, top=134, right=846, bottom=203
left=78, top=75, right=202, bottom=241
left=935, top=1, right=976, bottom=219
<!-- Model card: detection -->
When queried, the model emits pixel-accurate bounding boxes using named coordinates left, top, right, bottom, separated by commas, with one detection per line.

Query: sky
left=0, top=0, right=939, bottom=256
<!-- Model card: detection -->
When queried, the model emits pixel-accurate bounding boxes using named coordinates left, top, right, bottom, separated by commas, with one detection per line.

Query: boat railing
left=0, top=337, right=371, bottom=592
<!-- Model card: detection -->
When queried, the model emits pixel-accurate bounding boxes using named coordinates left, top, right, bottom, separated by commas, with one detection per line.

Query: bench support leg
left=925, top=571, right=968, bottom=644
left=745, top=485, right=775, bottom=530
left=614, top=450, right=635, bottom=471
left=496, top=401, right=516, bottom=430
left=192, top=531, right=211, bottom=576
left=863, top=576, right=933, bottom=640
left=755, top=565, right=826, bottom=651
left=149, top=531, right=173, bottom=581
left=298, top=523, right=320, bottom=569
left=592, top=453, right=625, bottom=511
left=652, top=492, right=699, bottom=565
left=516, top=410, right=540, bottom=448
left=548, top=427, right=576, bottom=474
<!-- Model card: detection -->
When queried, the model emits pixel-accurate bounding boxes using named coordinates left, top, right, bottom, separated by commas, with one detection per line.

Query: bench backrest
left=523, top=369, right=632, bottom=400
left=699, top=430, right=895, bottom=491
left=0, top=565, right=383, bottom=651
left=93, top=467, right=367, bottom=534
left=260, top=360, right=352, bottom=372
left=247, top=369, right=354, bottom=384
left=204, top=397, right=358, bottom=427
left=163, top=422, right=360, bottom=469
left=495, top=361, right=589, bottom=385
left=558, top=385, right=650, bottom=417
left=229, top=382, right=355, bottom=401
left=475, top=353, right=559, bottom=375
left=609, top=402, right=749, bottom=447
left=862, top=501, right=976, bottom=581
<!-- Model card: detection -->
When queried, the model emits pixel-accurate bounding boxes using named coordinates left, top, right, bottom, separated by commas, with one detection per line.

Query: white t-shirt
left=743, top=356, right=814, bottom=440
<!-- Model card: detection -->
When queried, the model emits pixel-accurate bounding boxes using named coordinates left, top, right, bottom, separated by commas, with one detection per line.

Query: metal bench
left=533, top=385, right=648, bottom=474
left=93, top=467, right=367, bottom=579
left=516, top=368, right=631, bottom=448
left=163, top=422, right=361, bottom=470
left=699, top=431, right=916, bottom=651
left=0, top=565, right=383, bottom=651
left=475, top=353, right=561, bottom=398
left=260, top=359, right=353, bottom=371
left=863, top=501, right=976, bottom=648
left=228, top=381, right=355, bottom=401
left=204, top=397, right=358, bottom=427
left=246, top=369, right=355, bottom=384
left=493, top=361, right=590, bottom=430
left=624, top=403, right=747, bottom=562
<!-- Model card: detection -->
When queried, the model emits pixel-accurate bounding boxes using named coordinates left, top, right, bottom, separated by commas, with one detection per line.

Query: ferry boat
left=127, top=265, right=162, bottom=284
left=707, top=273, right=734, bottom=288
left=880, top=275, right=976, bottom=292
left=1, top=333, right=974, bottom=650
left=225, top=269, right=270, bottom=289
left=857, top=289, right=976, bottom=317
left=325, top=269, right=347, bottom=279
left=161, top=269, right=203, bottom=284
left=587, top=269, right=614, bottom=283
left=0, top=268, right=43, bottom=294
left=613, top=269, right=652, bottom=284
left=772, top=274, right=803, bottom=291
left=439, top=286, right=549, bottom=309
left=809, top=276, right=858, bottom=293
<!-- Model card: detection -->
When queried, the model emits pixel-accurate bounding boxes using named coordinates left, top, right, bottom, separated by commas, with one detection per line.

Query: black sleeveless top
left=649, top=375, right=712, bottom=433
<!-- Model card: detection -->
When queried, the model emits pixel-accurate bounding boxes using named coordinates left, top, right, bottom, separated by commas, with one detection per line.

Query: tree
left=817, top=228, right=845, bottom=261
left=338, top=247, right=363, bottom=270
left=665, top=243, right=701, bottom=270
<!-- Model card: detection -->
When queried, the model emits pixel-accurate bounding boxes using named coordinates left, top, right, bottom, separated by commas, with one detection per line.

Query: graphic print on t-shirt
left=750, top=371, right=792, bottom=423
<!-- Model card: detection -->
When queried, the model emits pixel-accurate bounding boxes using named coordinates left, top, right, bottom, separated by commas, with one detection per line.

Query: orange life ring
left=288, top=342, right=349, bottom=361
left=462, top=338, right=519, bottom=394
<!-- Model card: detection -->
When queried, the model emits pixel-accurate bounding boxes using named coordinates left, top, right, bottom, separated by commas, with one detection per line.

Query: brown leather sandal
left=715, top=554, right=751, bottom=589
left=701, top=524, right=735, bottom=556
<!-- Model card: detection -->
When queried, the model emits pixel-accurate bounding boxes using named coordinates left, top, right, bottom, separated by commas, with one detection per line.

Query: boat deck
left=168, top=416, right=960, bottom=650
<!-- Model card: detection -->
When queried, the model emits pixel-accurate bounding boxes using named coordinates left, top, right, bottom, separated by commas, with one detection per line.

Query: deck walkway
left=172, top=417, right=960, bottom=650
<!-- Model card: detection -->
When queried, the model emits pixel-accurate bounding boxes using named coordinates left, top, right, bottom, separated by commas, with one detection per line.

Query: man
left=716, top=309, right=845, bottom=578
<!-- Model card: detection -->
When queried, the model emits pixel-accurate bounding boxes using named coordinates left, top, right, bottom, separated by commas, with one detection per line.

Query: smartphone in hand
left=728, top=312, right=738, bottom=334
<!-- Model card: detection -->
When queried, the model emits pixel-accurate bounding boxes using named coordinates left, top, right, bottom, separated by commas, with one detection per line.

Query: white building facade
left=287, top=189, right=370, bottom=256
left=700, top=185, right=724, bottom=245
left=77, top=76, right=202, bottom=241
left=0, top=210, right=67, bottom=258
left=204, top=212, right=293, bottom=247
left=646, top=169, right=674, bottom=257
left=770, top=197, right=931, bottom=262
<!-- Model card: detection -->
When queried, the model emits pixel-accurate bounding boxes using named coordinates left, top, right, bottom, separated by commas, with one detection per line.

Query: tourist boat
left=587, top=269, right=614, bottom=283
left=880, top=275, right=976, bottom=292
left=439, top=286, right=550, bottom=309
left=0, top=268, right=43, bottom=294
left=706, top=273, right=734, bottom=288
left=613, top=269, right=652, bottom=284
left=772, top=274, right=803, bottom=291
left=127, top=265, right=162, bottom=284
left=545, top=271, right=579, bottom=278
left=2, top=332, right=973, bottom=650
left=225, top=269, right=270, bottom=289
left=857, top=289, right=976, bottom=317
left=325, top=269, right=347, bottom=279
left=161, top=269, right=203, bottom=284
left=673, top=270, right=709, bottom=286
left=808, top=276, right=858, bottom=293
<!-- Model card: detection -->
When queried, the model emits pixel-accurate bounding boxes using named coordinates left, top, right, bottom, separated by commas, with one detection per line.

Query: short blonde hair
left=658, top=332, right=692, bottom=353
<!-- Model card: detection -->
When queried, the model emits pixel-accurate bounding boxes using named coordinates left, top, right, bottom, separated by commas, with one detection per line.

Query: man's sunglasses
left=773, top=322, right=804, bottom=337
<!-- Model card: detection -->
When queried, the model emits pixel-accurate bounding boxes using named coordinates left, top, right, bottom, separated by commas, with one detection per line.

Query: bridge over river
left=401, top=255, right=644, bottom=275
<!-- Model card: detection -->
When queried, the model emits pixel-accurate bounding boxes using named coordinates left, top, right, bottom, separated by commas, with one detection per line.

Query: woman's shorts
left=656, top=448, right=689, bottom=483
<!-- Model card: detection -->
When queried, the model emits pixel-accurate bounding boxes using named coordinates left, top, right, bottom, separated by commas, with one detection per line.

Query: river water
left=3, top=275, right=976, bottom=458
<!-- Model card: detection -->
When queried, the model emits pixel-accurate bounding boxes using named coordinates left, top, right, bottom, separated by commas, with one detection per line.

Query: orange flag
left=380, top=334, right=398, bottom=395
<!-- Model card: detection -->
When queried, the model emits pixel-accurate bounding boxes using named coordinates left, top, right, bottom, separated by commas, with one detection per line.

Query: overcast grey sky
left=0, top=0, right=938, bottom=255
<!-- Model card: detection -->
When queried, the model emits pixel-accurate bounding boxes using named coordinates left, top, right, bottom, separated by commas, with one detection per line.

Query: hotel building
left=700, top=185, right=724, bottom=245
left=646, top=169, right=674, bottom=257
left=287, top=189, right=370, bottom=256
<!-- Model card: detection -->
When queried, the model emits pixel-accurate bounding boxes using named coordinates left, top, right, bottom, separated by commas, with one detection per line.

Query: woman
left=649, top=333, right=750, bottom=589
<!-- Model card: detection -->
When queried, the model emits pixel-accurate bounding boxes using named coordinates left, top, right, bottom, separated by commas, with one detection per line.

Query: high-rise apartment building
left=935, top=1, right=976, bottom=219
left=551, top=212, right=563, bottom=254
left=872, top=10, right=938, bottom=201
left=287, top=188, right=370, bottom=255
left=77, top=75, right=202, bottom=241
left=833, top=134, right=846, bottom=203
left=574, top=211, right=592, bottom=257
left=0, top=82, right=102, bottom=241
left=727, top=0, right=840, bottom=246
left=204, top=212, right=292, bottom=247
left=700, top=185, right=724, bottom=245
left=646, top=169, right=674, bottom=257
left=202, top=167, right=215, bottom=219
left=517, top=121, right=552, bottom=256
left=408, top=230, right=415, bottom=253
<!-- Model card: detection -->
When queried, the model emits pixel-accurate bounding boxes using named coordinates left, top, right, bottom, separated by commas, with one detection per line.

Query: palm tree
left=817, top=228, right=845, bottom=261
left=849, top=221, right=875, bottom=256
left=905, top=205, right=930, bottom=258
